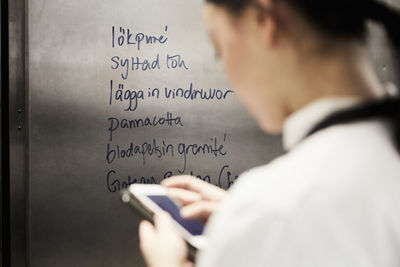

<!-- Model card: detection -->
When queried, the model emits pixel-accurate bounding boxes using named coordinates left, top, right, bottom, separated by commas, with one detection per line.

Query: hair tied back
left=365, top=1, right=400, bottom=46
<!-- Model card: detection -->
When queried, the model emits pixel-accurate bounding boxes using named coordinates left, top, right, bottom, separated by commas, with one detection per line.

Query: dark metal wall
left=1, top=0, right=10, bottom=266
left=27, top=1, right=283, bottom=266
left=1, top=0, right=5, bottom=265
left=5, top=0, right=29, bottom=266
left=4, top=0, right=400, bottom=266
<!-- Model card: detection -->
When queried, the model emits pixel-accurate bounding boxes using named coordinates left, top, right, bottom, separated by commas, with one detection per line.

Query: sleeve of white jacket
left=196, top=206, right=295, bottom=267
left=195, top=186, right=395, bottom=267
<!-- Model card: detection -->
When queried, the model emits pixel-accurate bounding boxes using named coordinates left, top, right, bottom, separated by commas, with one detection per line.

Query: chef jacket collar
left=283, top=97, right=363, bottom=151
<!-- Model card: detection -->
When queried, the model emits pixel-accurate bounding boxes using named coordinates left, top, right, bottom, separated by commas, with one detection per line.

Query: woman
left=139, top=0, right=400, bottom=266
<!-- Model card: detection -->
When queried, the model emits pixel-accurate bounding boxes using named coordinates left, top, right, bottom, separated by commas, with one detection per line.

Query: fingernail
left=180, top=208, right=189, bottom=217
left=139, top=220, right=150, bottom=233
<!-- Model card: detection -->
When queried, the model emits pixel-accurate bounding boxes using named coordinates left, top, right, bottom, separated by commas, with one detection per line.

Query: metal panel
left=22, top=1, right=400, bottom=267
left=0, top=0, right=6, bottom=266
left=368, top=0, right=400, bottom=89
left=28, top=1, right=283, bottom=266
left=1, top=0, right=11, bottom=266
left=0, top=4, right=2, bottom=265
left=8, top=0, right=28, bottom=265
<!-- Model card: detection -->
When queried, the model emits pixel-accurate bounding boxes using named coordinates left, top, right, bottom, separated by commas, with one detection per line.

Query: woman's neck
left=284, top=42, right=386, bottom=118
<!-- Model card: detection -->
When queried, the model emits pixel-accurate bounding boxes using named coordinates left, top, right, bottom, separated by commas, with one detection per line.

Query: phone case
left=121, top=190, right=197, bottom=261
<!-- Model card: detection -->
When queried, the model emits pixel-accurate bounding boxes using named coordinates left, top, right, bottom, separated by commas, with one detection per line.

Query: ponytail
left=206, top=0, right=400, bottom=151
left=365, top=1, right=400, bottom=152
left=366, top=1, right=400, bottom=49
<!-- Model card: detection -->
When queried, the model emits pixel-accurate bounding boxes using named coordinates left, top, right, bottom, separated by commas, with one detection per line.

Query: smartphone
left=121, top=184, right=207, bottom=253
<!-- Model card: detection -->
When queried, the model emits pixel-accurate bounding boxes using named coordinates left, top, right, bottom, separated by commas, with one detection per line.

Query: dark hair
left=206, top=0, right=400, bottom=151
left=206, top=0, right=400, bottom=43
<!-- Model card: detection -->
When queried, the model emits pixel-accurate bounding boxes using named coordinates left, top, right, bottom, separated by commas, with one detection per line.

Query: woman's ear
left=262, top=14, right=278, bottom=47
left=256, top=0, right=279, bottom=47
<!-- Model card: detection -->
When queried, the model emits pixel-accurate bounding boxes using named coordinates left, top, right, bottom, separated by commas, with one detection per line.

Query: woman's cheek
left=223, top=53, right=246, bottom=89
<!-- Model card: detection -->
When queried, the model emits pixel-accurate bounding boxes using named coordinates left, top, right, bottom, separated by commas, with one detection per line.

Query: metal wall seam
left=1, top=0, right=10, bottom=265
left=25, top=0, right=30, bottom=265
left=9, top=0, right=28, bottom=265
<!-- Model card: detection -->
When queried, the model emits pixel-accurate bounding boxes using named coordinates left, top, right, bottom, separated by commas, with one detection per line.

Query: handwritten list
left=105, top=25, right=239, bottom=192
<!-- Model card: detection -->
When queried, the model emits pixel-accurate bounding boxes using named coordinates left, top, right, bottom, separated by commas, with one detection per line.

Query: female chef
left=139, top=0, right=400, bottom=266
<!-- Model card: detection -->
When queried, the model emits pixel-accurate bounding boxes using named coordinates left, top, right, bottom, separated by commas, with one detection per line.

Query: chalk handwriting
left=111, top=53, right=189, bottom=80
left=164, top=83, right=234, bottom=100
left=106, top=164, right=238, bottom=193
left=111, top=54, right=161, bottom=80
left=112, top=26, right=168, bottom=50
left=218, top=165, right=239, bottom=188
left=166, top=54, right=188, bottom=70
left=107, top=112, right=184, bottom=142
left=106, top=133, right=228, bottom=173
left=109, top=80, right=144, bottom=112
left=109, top=80, right=234, bottom=112
left=106, top=169, right=157, bottom=193
left=106, top=25, right=239, bottom=194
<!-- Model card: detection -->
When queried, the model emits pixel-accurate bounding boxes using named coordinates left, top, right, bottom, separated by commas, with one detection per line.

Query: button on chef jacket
left=196, top=97, right=400, bottom=267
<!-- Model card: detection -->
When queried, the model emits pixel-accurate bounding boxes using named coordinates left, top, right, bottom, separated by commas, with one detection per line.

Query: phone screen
left=148, top=195, right=205, bottom=236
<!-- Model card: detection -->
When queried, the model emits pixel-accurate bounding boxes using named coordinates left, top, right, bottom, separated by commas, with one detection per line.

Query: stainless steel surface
left=368, top=0, right=400, bottom=88
left=9, top=0, right=28, bottom=265
left=5, top=0, right=396, bottom=266
left=28, top=0, right=282, bottom=266
left=1, top=1, right=3, bottom=265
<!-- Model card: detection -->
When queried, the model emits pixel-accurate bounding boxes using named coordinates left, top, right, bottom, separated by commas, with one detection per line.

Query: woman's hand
left=162, top=175, right=228, bottom=222
left=139, top=212, right=194, bottom=267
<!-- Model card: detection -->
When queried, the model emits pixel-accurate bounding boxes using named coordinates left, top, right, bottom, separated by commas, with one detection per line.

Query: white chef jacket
left=196, top=97, right=400, bottom=267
